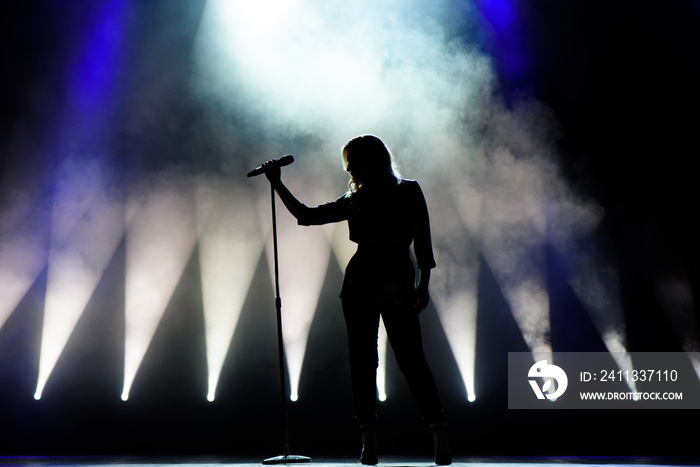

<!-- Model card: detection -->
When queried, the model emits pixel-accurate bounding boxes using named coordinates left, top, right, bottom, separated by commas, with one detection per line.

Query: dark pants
left=341, top=297, right=444, bottom=427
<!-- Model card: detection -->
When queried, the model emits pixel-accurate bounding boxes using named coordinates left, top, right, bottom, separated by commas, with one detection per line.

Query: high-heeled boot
left=430, top=421, right=452, bottom=465
left=359, top=424, right=378, bottom=465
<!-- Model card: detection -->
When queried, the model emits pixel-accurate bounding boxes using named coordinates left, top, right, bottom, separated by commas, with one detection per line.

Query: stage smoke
left=192, top=0, right=614, bottom=398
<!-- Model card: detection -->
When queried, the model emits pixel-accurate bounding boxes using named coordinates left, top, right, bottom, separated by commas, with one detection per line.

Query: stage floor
left=1, top=458, right=699, bottom=467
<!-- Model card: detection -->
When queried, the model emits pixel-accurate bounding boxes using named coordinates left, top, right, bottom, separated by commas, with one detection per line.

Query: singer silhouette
left=261, top=135, right=451, bottom=465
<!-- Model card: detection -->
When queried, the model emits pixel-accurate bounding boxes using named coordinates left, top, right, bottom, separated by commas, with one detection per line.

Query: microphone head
left=246, top=155, right=295, bottom=177
left=278, top=154, right=294, bottom=166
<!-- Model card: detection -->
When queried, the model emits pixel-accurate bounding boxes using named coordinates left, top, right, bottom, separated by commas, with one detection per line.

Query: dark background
left=1, top=0, right=699, bottom=461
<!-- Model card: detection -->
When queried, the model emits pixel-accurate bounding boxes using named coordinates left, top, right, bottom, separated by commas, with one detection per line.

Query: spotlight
left=478, top=150, right=551, bottom=358
left=122, top=172, right=198, bottom=401
left=429, top=184, right=481, bottom=402
left=35, top=161, right=124, bottom=400
left=261, top=184, right=331, bottom=402
left=377, top=319, right=388, bottom=402
left=196, top=176, right=265, bottom=402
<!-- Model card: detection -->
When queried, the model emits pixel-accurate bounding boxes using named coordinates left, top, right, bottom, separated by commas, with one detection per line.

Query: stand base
left=263, top=455, right=312, bottom=464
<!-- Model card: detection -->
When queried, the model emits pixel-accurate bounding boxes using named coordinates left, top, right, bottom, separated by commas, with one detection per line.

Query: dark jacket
left=296, top=178, right=436, bottom=305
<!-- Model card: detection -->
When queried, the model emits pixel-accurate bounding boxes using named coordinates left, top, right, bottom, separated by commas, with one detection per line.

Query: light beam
left=0, top=196, right=49, bottom=333
left=479, top=149, right=551, bottom=360
left=429, top=181, right=482, bottom=402
left=34, top=0, right=129, bottom=399
left=35, top=160, right=124, bottom=400
left=122, top=171, right=198, bottom=401
left=260, top=180, right=332, bottom=402
left=195, top=175, right=265, bottom=402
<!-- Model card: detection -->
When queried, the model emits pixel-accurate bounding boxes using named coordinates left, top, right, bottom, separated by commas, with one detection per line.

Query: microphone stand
left=263, top=182, right=312, bottom=465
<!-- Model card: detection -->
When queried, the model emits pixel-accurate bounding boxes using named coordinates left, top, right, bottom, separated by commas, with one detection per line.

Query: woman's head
left=342, top=135, right=399, bottom=192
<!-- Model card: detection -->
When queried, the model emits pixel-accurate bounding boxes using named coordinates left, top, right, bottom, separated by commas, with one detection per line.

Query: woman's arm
left=264, top=160, right=351, bottom=226
left=410, top=181, right=435, bottom=311
left=264, top=161, right=309, bottom=220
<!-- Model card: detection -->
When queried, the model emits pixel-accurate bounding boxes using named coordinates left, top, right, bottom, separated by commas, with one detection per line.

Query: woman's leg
left=342, top=298, right=381, bottom=464
left=381, top=304, right=444, bottom=423
left=341, top=298, right=381, bottom=424
left=382, top=304, right=452, bottom=464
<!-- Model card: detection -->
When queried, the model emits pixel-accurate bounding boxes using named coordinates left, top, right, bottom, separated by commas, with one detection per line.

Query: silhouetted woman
left=263, top=135, right=451, bottom=465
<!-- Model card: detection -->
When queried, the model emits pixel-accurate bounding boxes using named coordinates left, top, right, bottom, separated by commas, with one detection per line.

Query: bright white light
left=121, top=392, right=128, bottom=402
left=432, top=289, right=478, bottom=402
left=122, top=171, right=198, bottom=401
left=35, top=160, right=124, bottom=399
left=217, top=0, right=297, bottom=39
left=195, top=175, right=264, bottom=403
left=610, top=350, right=637, bottom=393
left=429, top=182, right=482, bottom=402
left=377, top=318, right=388, bottom=402
left=260, top=180, right=332, bottom=403
left=193, top=0, right=492, bottom=167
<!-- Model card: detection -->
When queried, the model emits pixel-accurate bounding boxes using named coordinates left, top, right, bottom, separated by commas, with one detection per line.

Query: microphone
left=247, top=155, right=294, bottom=177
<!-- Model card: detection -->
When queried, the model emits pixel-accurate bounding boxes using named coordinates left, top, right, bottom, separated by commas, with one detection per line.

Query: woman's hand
left=416, top=285, right=430, bottom=311
left=263, top=160, right=282, bottom=186
left=260, top=162, right=308, bottom=221
left=415, top=268, right=431, bottom=311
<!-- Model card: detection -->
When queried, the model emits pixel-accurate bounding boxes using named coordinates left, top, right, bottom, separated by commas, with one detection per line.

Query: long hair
left=342, top=135, right=400, bottom=193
